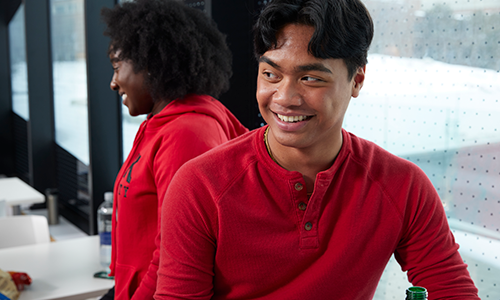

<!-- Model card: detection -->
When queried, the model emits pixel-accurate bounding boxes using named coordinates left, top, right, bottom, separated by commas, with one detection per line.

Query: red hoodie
left=109, top=94, right=248, bottom=299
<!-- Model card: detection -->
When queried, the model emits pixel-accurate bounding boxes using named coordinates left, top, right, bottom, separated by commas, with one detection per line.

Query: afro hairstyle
left=102, top=0, right=232, bottom=101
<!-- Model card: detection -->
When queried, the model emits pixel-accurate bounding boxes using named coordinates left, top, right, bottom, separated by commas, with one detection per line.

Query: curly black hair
left=101, top=0, right=232, bottom=101
left=254, top=0, right=373, bottom=79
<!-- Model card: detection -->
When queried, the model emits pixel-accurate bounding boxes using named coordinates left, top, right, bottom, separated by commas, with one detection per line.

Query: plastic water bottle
left=98, top=191, right=113, bottom=271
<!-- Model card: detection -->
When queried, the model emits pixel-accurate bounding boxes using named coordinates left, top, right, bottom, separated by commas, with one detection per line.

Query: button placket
left=299, top=177, right=330, bottom=249
left=290, top=180, right=308, bottom=232
left=300, top=179, right=323, bottom=246
left=289, top=179, right=319, bottom=249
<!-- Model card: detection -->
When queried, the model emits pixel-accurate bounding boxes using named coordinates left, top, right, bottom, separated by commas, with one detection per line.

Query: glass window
left=50, top=0, right=89, bottom=165
left=343, top=1, right=500, bottom=298
left=9, top=4, right=29, bottom=120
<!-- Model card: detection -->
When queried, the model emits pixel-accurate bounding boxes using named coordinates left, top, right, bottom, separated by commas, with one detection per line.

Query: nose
left=110, top=73, right=118, bottom=91
left=273, top=78, right=303, bottom=107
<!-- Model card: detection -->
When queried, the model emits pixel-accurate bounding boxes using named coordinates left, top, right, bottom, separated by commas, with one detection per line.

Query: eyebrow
left=297, top=63, right=332, bottom=74
left=110, top=57, right=121, bottom=64
left=258, top=56, right=332, bottom=74
left=258, top=56, right=279, bottom=69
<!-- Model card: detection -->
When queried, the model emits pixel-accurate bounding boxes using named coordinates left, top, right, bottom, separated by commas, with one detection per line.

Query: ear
left=351, top=65, right=366, bottom=98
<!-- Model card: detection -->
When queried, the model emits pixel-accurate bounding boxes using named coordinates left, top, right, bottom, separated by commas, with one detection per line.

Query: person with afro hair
left=100, top=1, right=248, bottom=299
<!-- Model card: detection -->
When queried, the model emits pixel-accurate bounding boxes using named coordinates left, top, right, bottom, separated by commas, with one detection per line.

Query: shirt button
left=305, top=222, right=313, bottom=231
left=294, top=183, right=303, bottom=191
left=298, top=202, right=307, bottom=211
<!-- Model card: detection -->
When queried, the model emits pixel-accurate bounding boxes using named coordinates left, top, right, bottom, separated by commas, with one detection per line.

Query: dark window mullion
left=24, top=0, right=56, bottom=193
left=85, top=0, right=122, bottom=235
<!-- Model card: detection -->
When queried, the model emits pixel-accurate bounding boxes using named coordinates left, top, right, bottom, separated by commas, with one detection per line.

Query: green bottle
left=406, top=286, right=428, bottom=300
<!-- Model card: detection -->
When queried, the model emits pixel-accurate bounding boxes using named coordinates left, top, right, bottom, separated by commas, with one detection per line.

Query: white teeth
left=122, top=94, right=128, bottom=101
left=277, top=114, right=308, bottom=123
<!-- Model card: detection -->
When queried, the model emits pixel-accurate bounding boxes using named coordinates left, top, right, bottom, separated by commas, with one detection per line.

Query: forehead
left=274, top=23, right=315, bottom=53
left=260, top=24, right=316, bottom=67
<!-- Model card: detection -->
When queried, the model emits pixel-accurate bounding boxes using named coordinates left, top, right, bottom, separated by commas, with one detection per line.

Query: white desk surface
left=0, top=177, right=45, bottom=206
left=0, top=235, right=114, bottom=300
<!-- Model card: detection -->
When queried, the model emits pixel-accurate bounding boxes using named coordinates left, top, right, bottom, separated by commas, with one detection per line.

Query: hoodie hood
left=147, top=94, right=247, bottom=139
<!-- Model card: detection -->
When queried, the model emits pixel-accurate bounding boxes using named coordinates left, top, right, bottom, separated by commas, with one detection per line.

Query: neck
left=265, top=127, right=343, bottom=193
left=151, top=98, right=171, bottom=115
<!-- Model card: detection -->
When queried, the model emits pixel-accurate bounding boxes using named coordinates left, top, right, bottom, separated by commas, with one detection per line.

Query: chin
left=127, top=109, right=139, bottom=117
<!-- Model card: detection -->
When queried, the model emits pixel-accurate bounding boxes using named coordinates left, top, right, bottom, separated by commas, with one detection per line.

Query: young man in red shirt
left=155, top=0, right=480, bottom=299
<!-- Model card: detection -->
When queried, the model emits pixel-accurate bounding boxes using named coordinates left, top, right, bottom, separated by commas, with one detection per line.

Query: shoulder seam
left=213, top=156, right=260, bottom=205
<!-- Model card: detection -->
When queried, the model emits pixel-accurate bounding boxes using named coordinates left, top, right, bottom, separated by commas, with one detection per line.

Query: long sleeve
left=393, top=167, right=479, bottom=300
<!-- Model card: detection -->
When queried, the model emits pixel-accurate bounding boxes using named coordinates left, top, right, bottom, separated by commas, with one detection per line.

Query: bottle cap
left=104, top=191, right=113, bottom=202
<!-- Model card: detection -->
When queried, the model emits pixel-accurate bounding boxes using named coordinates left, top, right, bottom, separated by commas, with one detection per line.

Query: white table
left=0, top=236, right=114, bottom=300
left=0, top=177, right=45, bottom=215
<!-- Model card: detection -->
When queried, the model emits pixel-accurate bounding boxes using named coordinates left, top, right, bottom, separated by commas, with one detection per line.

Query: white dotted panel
left=345, top=0, right=500, bottom=298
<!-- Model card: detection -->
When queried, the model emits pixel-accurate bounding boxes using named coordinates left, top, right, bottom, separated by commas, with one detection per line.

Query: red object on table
left=8, top=272, right=32, bottom=291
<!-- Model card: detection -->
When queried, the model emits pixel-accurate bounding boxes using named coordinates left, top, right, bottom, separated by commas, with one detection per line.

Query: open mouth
left=276, top=113, right=312, bottom=123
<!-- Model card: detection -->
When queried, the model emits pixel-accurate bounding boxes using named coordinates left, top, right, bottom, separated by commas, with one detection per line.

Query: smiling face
left=109, top=50, right=154, bottom=116
left=257, top=23, right=365, bottom=160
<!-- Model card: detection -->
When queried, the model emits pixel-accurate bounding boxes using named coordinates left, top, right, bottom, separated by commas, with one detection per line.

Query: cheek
left=256, top=83, right=272, bottom=122
left=256, top=80, right=273, bottom=106
left=256, top=82, right=265, bottom=107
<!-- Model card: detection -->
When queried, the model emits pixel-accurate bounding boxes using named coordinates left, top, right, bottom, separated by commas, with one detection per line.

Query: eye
left=301, top=76, right=321, bottom=82
left=262, top=71, right=280, bottom=82
left=263, top=71, right=276, bottom=78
